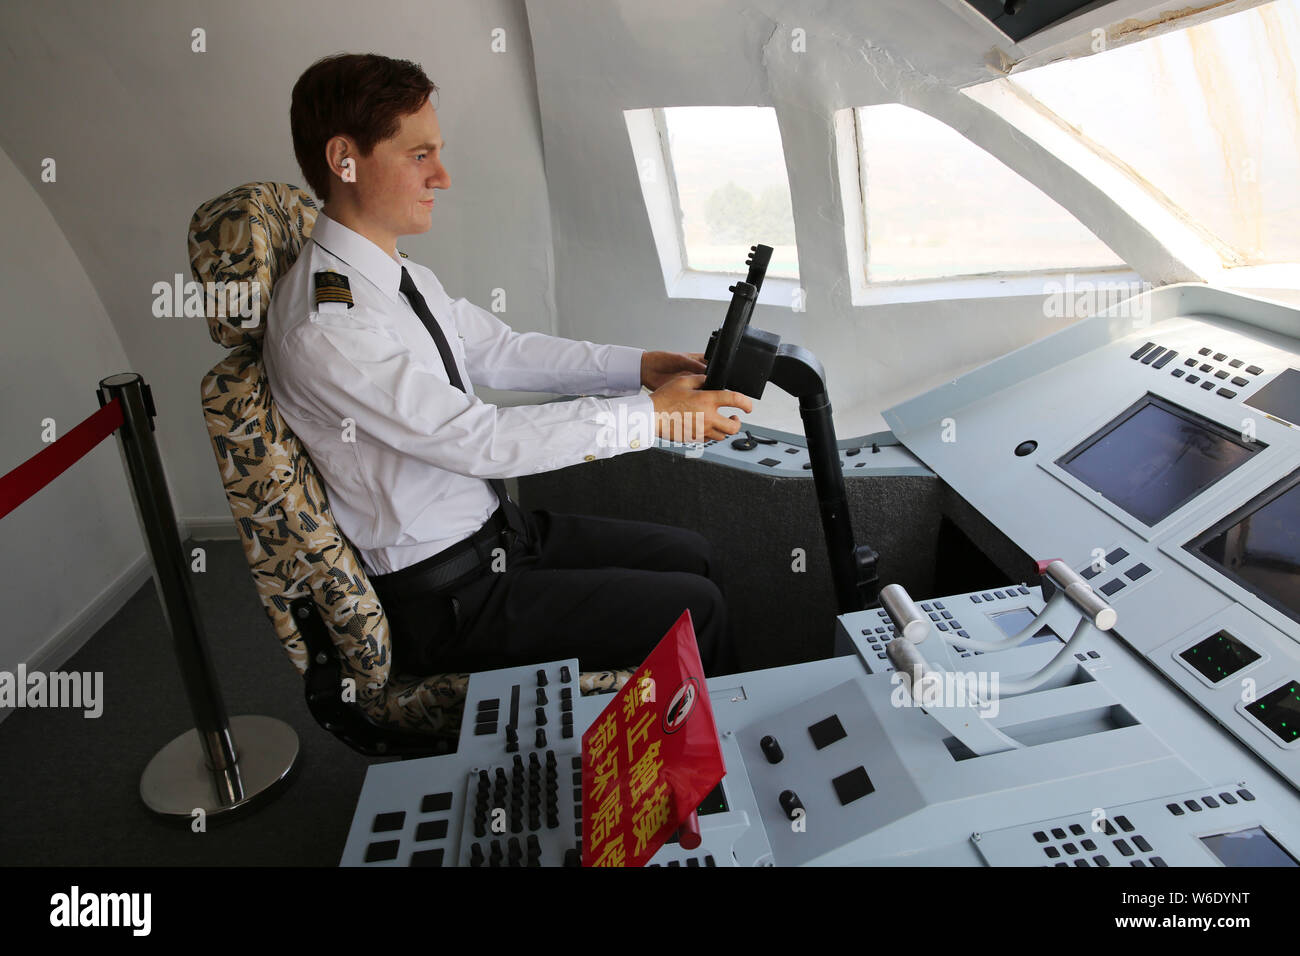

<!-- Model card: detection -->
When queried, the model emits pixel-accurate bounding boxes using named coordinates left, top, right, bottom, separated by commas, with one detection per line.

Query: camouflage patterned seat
left=191, top=182, right=630, bottom=750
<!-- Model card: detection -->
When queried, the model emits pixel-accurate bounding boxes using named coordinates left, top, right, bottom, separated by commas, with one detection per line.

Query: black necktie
left=399, top=266, right=516, bottom=518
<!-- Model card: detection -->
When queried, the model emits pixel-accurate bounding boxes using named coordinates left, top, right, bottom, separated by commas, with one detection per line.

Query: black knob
left=760, top=735, right=784, bottom=764
left=535, top=707, right=548, bottom=726
left=537, top=688, right=548, bottom=706
left=1004, top=0, right=1026, bottom=13
left=564, top=848, right=581, bottom=867
left=779, top=790, right=804, bottom=820
left=505, top=726, right=518, bottom=743
left=535, top=728, right=548, bottom=749
left=1015, top=440, right=1038, bottom=457
left=560, top=666, right=572, bottom=682
left=536, top=669, right=548, bottom=687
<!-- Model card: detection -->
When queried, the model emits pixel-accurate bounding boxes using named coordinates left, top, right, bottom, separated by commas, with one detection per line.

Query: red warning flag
left=581, top=609, right=726, bottom=867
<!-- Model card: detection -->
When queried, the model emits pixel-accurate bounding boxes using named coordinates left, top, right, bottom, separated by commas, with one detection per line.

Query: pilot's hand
left=650, top=373, right=754, bottom=443
left=640, top=350, right=708, bottom=391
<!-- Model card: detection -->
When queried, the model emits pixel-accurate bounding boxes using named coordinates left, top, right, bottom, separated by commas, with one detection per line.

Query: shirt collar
left=308, top=211, right=405, bottom=303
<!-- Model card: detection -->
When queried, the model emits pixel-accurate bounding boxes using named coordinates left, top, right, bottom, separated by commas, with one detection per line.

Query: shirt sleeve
left=450, top=295, right=645, bottom=397
left=272, top=307, right=656, bottom=479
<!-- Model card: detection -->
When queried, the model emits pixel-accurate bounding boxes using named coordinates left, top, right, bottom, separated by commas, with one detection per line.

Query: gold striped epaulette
left=314, top=270, right=353, bottom=308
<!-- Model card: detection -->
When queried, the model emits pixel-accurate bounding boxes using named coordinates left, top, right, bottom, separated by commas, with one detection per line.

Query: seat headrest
left=188, top=182, right=319, bottom=348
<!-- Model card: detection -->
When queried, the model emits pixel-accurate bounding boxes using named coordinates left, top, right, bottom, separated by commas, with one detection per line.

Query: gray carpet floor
left=0, top=538, right=387, bottom=866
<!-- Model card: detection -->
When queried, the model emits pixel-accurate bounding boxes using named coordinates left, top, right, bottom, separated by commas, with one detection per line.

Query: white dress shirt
left=263, top=212, right=655, bottom=575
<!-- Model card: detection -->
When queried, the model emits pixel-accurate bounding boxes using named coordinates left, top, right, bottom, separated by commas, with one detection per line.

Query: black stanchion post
left=97, top=372, right=298, bottom=820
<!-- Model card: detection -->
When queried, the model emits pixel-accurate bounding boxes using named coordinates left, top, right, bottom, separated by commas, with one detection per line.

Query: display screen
left=1245, top=368, right=1300, bottom=427
left=1200, top=827, right=1298, bottom=867
left=988, top=607, right=1060, bottom=646
left=1243, top=680, right=1300, bottom=745
left=1189, top=469, right=1300, bottom=625
left=1178, top=630, right=1261, bottom=684
left=1057, top=395, right=1260, bottom=527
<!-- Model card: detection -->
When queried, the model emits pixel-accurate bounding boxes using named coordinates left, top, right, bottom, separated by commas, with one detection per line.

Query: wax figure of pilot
left=263, top=53, right=753, bottom=678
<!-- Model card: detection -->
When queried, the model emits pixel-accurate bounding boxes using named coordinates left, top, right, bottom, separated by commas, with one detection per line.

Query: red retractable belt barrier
left=0, top=398, right=124, bottom=522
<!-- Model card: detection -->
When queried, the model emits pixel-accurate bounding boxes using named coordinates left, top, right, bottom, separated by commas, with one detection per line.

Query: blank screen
left=1192, top=472, right=1300, bottom=624
left=1200, top=827, right=1298, bottom=867
left=1058, top=396, right=1259, bottom=527
left=1245, top=368, right=1300, bottom=427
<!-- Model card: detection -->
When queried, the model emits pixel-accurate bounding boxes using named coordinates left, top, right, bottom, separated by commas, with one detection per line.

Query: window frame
left=841, top=105, right=1137, bottom=307
left=624, top=106, right=802, bottom=306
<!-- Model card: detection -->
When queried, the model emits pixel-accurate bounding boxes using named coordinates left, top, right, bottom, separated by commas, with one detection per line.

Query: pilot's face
left=353, top=98, right=449, bottom=239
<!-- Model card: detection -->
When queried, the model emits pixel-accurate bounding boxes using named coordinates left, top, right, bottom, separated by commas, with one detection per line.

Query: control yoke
left=701, top=244, right=879, bottom=612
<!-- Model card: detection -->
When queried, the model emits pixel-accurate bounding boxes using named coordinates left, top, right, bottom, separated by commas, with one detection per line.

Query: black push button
left=1246, top=365, right=1263, bottom=375
left=1125, top=563, right=1151, bottom=581
left=415, top=819, right=449, bottom=842
left=1100, top=578, right=1126, bottom=596
left=1141, top=346, right=1165, bottom=365
left=373, top=811, right=406, bottom=833
left=1115, top=815, right=1134, bottom=832
left=1202, top=795, right=1219, bottom=808
left=808, top=714, right=847, bottom=750
left=1214, top=352, right=1227, bottom=362
left=1219, top=792, right=1237, bottom=805
left=1171, top=369, right=1185, bottom=378
left=1201, top=380, right=1215, bottom=390
left=1130, top=341, right=1155, bottom=360
left=421, top=792, right=453, bottom=813
left=1133, top=836, right=1152, bottom=853
left=1186, top=374, right=1200, bottom=384
left=1052, top=827, right=1067, bottom=839
left=831, top=766, right=875, bottom=806
left=1200, top=363, right=1213, bottom=372
left=1167, top=803, right=1184, bottom=816
left=1218, top=388, right=1237, bottom=398
left=1229, top=359, right=1243, bottom=368
left=1238, top=788, right=1255, bottom=801
left=1033, top=830, right=1048, bottom=843
left=1114, top=839, right=1134, bottom=857
left=1215, top=369, right=1229, bottom=379
left=1231, top=376, right=1249, bottom=387
left=1199, top=347, right=1212, bottom=355
left=1105, top=547, right=1128, bottom=564
left=1185, top=357, right=1197, bottom=366
left=1152, top=350, right=1176, bottom=369
left=364, top=840, right=400, bottom=863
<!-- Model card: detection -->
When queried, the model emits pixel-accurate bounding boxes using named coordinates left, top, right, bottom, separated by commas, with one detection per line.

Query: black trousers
left=376, top=510, right=732, bottom=678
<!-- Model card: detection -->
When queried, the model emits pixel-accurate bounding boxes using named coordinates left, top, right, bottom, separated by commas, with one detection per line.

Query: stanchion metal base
left=140, top=715, right=299, bottom=821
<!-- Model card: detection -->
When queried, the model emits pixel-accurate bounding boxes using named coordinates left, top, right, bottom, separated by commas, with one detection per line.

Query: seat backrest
left=191, top=182, right=468, bottom=736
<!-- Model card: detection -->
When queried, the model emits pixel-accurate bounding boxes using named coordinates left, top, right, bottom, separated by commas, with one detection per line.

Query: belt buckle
left=501, top=525, right=519, bottom=552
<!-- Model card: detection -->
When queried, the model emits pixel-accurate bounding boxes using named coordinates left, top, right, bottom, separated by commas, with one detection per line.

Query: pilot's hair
left=290, top=53, right=438, bottom=203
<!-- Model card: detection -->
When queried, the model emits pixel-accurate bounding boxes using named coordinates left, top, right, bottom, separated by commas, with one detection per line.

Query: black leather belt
left=370, top=501, right=529, bottom=602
